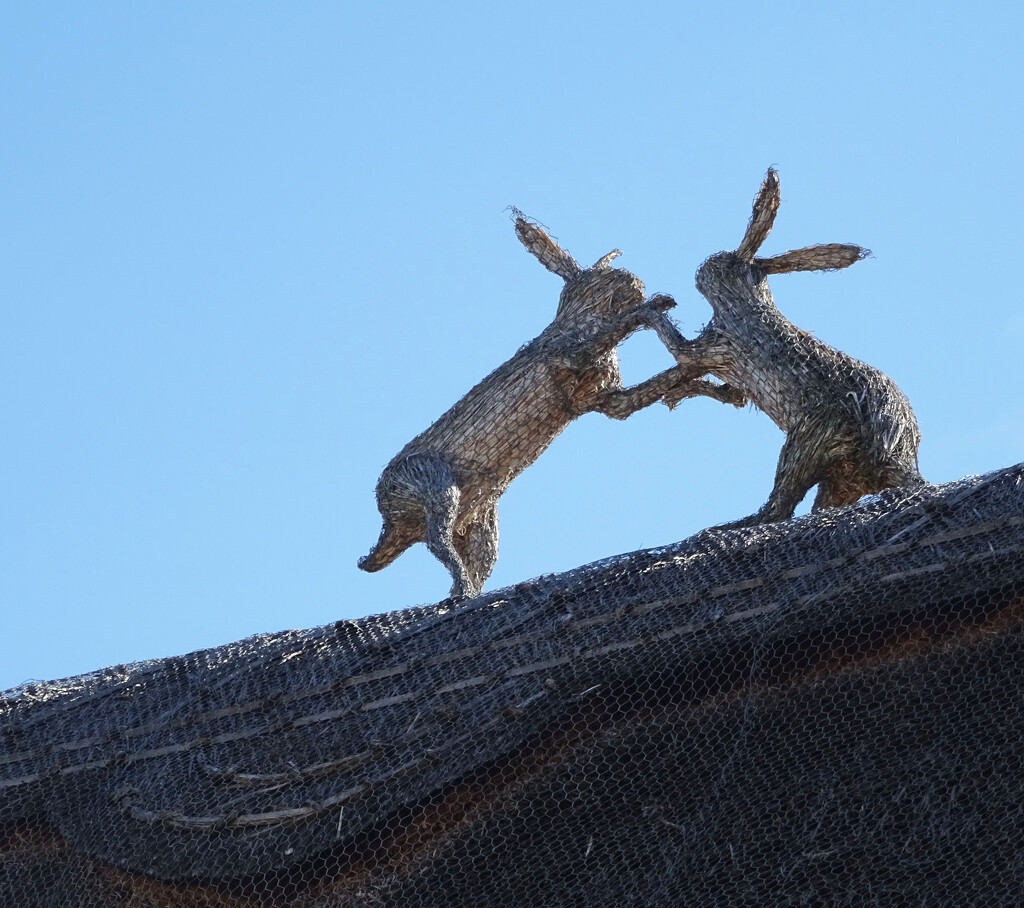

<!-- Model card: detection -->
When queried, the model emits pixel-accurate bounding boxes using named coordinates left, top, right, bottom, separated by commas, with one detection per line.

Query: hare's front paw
left=635, top=304, right=678, bottom=335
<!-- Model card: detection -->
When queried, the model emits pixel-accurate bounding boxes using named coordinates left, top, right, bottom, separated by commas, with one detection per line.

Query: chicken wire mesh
left=2, top=462, right=1023, bottom=906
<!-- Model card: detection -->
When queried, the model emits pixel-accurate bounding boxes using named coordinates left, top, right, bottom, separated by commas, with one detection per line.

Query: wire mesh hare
left=360, top=214, right=742, bottom=597
left=648, top=169, right=924, bottom=529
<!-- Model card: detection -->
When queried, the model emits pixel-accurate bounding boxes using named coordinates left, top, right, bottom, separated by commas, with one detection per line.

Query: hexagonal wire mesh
left=2, top=463, right=1023, bottom=906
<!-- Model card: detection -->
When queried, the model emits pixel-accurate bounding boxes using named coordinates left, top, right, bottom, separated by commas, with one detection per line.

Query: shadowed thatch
left=2, top=463, right=1024, bottom=906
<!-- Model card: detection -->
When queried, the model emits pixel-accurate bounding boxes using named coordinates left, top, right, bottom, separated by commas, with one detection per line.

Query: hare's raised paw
left=662, top=378, right=745, bottom=410
left=632, top=305, right=678, bottom=337
left=647, top=293, right=676, bottom=312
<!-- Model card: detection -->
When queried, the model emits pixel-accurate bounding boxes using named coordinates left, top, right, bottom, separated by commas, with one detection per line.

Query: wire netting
left=3, top=463, right=1023, bottom=906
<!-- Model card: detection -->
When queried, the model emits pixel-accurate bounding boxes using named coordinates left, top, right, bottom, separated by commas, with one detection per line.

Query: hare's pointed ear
left=512, top=209, right=582, bottom=282
left=590, top=249, right=622, bottom=271
left=736, top=168, right=781, bottom=263
left=755, top=244, right=871, bottom=274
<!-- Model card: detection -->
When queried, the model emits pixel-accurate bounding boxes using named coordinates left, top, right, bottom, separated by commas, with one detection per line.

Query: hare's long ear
left=736, top=168, right=781, bottom=263
left=512, top=209, right=582, bottom=282
left=756, top=244, right=870, bottom=274
left=591, top=249, right=622, bottom=271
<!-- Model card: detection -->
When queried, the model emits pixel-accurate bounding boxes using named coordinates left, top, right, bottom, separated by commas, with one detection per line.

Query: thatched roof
left=2, top=463, right=1023, bottom=906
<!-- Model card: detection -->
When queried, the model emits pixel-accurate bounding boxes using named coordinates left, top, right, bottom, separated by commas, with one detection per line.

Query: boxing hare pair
left=360, top=170, right=923, bottom=597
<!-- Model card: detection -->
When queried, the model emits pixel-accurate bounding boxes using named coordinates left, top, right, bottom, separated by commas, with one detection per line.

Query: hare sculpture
left=360, top=213, right=743, bottom=597
left=648, top=169, right=925, bottom=528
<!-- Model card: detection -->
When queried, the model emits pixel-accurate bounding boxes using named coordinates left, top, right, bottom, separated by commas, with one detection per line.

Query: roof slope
left=2, top=464, right=1023, bottom=905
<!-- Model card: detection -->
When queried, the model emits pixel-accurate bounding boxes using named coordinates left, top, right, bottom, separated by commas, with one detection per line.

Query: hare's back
left=393, top=354, right=570, bottom=465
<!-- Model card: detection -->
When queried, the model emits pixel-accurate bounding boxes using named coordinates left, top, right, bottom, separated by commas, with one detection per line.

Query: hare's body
left=652, top=171, right=923, bottom=527
left=361, top=217, right=741, bottom=597
left=383, top=339, right=613, bottom=514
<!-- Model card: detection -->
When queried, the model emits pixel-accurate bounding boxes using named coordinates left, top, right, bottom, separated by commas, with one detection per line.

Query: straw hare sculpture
left=648, top=169, right=924, bottom=529
left=360, top=214, right=743, bottom=597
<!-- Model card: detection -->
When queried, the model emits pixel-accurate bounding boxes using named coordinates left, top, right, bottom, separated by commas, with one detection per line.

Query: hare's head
left=512, top=211, right=645, bottom=322
left=696, top=168, right=869, bottom=310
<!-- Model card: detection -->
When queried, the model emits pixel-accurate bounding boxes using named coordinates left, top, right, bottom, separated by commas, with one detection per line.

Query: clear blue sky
left=2, top=2, right=1022, bottom=691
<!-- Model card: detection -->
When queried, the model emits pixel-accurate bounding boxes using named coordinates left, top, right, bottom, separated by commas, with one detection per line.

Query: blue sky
left=2, top=2, right=1022, bottom=691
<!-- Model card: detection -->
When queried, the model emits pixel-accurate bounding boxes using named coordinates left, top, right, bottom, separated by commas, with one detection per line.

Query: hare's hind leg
left=812, top=457, right=868, bottom=511
left=455, top=504, right=499, bottom=596
left=813, top=400, right=926, bottom=511
left=814, top=456, right=926, bottom=512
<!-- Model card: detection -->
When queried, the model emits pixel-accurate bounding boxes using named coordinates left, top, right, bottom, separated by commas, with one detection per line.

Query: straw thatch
left=2, top=463, right=1023, bottom=906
